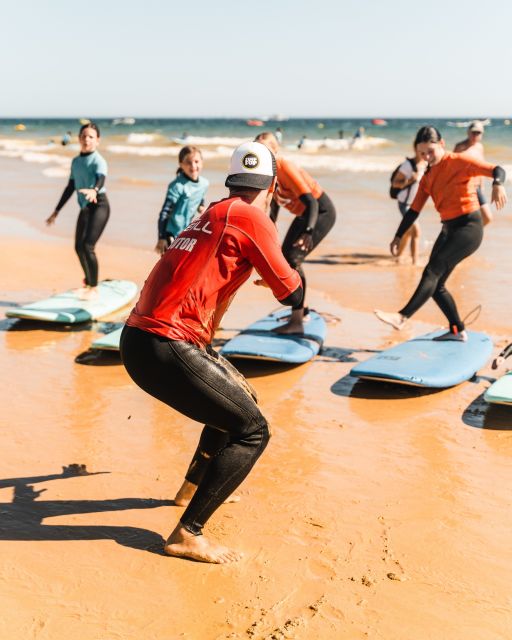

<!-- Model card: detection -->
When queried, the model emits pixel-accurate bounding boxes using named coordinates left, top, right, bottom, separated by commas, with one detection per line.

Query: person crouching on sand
left=375, top=125, right=507, bottom=341
left=46, top=123, right=109, bottom=300
left=255, top=132, right=336, bottom=334
left=120, top=142, right=302, bottom=563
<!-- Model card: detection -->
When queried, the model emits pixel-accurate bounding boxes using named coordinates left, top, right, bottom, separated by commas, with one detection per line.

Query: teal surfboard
left=91, top=325, right=123, bottom=351
left=220, top=309, right=326, bottom=363
left=351, top=330, right=492, bottom=388
left=5, top=280, right=137, bottom=324
left=484, top=372, right=512, bottom=405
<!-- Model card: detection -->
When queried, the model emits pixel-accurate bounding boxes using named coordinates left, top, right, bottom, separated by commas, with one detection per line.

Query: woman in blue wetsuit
left=155, top=145, right=209, bottom=254
left=46, top=122, right=109, bottom=299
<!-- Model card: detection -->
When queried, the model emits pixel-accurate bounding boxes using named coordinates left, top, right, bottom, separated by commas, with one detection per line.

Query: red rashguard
left=127, top=197, right=302, bottom=347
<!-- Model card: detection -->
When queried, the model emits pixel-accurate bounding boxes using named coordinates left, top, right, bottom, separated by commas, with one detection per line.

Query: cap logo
left=242, top=152, right=259, bottom=170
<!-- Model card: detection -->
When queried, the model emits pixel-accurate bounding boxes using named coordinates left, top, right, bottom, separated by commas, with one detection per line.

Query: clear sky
left=2, top=0, right=511, bottom=118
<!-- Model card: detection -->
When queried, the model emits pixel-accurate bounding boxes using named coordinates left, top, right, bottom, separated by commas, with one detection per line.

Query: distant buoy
left=14, top=123, right=26, bottom=131
left=504, top=119, right=511, bottom=126
left=246, top=119, right=264, bottom=127
left=371, top=118, right=388, bottom=126
left=318, top=122, right=325, bottom=129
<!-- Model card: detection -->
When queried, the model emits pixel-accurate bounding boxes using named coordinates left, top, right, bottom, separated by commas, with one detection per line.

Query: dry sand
left=1, top=216, right=511, bottom=640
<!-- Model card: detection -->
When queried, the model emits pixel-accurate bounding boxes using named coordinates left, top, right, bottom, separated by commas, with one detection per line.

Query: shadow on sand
left=463, top=390, right=512, bottom=430
left=331, top=373, right=443, bottom=400
left=0, top=465, right=173, bottom=554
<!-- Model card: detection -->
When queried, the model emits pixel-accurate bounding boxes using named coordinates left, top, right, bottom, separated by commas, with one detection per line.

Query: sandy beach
left=1, top=182, right=512, bottom=639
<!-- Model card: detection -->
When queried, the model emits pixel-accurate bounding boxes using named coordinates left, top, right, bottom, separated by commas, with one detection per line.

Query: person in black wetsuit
left=46, top=123, right=110, bottom=299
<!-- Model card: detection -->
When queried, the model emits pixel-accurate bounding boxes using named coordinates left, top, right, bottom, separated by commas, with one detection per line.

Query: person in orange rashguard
left=375, top=126, right=507, bottom=341
left=255, top=132, right=337, bottom=334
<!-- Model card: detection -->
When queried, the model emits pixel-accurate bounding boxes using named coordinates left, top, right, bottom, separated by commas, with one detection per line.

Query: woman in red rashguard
left=375, top=126, right=507, bottom=341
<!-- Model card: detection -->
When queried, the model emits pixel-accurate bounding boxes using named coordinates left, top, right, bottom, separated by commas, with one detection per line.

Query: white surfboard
left=5, top=280, right=137, bottom=324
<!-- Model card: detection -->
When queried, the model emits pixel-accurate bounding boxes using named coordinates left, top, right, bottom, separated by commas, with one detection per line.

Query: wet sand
left=1, top=213, right=511, bottom=640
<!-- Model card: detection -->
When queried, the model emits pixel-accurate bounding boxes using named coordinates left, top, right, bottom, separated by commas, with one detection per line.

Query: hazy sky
left=2, top=0, right=511, bottom=118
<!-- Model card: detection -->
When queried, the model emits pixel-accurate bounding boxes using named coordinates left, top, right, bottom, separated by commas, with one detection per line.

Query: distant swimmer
left=275, top=127, right=283, bottom=144
left=297, top=134, right=307, bottom=150
left=155, top=146, right=208, bottom=255
left=120, top=142, right=302, bottom=563
left=375, top=126, right=507, bottom=341
left=46, top=123, right=109, bottom=299
left=61, top=131, right=72, bottom=146
left=389, top=141, right=427, bottom=265
left=352, top=126, right=365, bottom=140
left=454, top=120, right=493, bottom=225
left=256, top=131, right=337, bottom=334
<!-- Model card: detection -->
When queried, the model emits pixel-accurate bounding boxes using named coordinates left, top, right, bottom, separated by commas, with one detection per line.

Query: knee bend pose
left=255, top=132, right=336, bottom=334
left=375, top=126, right=507, bottom=341
left=46, top=123, right=110, bottom=299
left=155, top=145, right=209, bottom=255
left=120, top=142, right=302, bottom=563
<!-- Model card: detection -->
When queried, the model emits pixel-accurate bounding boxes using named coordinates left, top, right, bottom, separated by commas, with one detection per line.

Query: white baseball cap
left=225, top=141, right=276, bottom=190
left=468, top=120, right=484, bottom=133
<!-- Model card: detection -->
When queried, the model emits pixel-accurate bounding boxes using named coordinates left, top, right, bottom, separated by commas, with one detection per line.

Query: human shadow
left=75, top=349, right=121, bottom=366
left=462, top=392, right=512, bottom=430
left=331, top=373, right=441, bottom=400
left=0, top=465, right=173, bottom=554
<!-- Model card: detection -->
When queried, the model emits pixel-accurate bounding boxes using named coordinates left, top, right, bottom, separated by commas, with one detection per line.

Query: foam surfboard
left=5, top=280, right=137, bottom=324
left=91, top=325, right=123, bottom=351
left=484, top=372, right=512, bottom=405
left=220, top=308, right=326, bottom=363
left=350, top=330, right=492, bottom=388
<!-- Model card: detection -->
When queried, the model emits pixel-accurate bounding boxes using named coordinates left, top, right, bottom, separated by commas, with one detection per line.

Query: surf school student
left=255, top=132, right=336, bottom=334
left=120, top=142, right=302, bottom=564
left=46, top=123, right=109, bottom=298
left=155, top=146, right=208, bottom=255
left=375, top=126, right=507, bottom=341
left=390, top=144, right=427, bottom=265
left=454, top=120, right=493, bottom=225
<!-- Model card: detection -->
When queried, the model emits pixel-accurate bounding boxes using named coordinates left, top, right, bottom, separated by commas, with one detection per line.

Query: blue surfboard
left=220, top=309, right=326, bottom=363
left=351, top=330, right=492, bottom=388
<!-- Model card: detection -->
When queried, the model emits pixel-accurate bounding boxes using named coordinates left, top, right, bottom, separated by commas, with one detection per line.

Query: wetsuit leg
left=120, top=326, right=270, bottom=535
left=281, top=192, right=336, bottom=310
left=399, top=212, right=483, bottom=330
left=74, top=194, right=110, bottom=286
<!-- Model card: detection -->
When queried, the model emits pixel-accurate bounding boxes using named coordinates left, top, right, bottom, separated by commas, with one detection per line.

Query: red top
left=410, top=151, right=495, bottom=221
left=274, top=156, right=323, bottom=215
left=126, top=197, right=302, bottom=347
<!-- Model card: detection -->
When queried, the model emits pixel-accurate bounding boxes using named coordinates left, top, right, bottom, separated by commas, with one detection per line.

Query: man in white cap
left=120, top=142, right=302, bottom=563
left=454, top=120, right=493, bottom=224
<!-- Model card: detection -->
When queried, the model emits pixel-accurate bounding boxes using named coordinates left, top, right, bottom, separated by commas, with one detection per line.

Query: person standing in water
left=46, top=123, right=109, bottom=298
left=255, top=132, right=336, bottom=334
left=454, top=120, right=493, bottom=225
left=155, top=146, right=208, bottom=255
left=375, top=126, right=507, bottom=340
left=390, top=143, right=427, bottom=265
left=120, top=142, right=302, bottom=563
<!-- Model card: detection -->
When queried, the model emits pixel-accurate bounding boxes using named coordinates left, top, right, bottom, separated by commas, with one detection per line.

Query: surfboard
left=484, top=372, right=512, bottom=405
left=5, top=280, right=137, bottom=324
left=350, top=330, right=492, bottom=388
left=91, top=325, right=123, bottom=351
left=220, top=308, right=326, bottom=363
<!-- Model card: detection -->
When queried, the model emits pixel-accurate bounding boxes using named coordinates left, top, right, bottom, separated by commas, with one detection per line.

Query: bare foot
left=76, top=286, right=98, bottom=301
left=273, top=308, right=304, bottom=335
left=164, top=523, right=243, bottom=563
left=174, top=480, right=240, bottom=507
left=374, top=310, right=408, bottom=330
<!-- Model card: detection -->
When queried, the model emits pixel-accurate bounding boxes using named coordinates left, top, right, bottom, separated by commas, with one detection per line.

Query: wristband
left=492, top=180, right=502, bottom=186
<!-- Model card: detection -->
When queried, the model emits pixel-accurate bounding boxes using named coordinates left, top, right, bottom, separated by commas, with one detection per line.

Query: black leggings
left=400, top=211, right=483, bottom=332
left=282, top=192, right=336, bottom=310
left=75, top=194, right=110, bottom=287
left=120, top=325, right=270, bottom=536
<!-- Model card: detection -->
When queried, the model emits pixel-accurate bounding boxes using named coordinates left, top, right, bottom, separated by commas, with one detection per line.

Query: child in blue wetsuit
left=155, top=145, right=209, bottom=254
left=46, top=122, right=109, bottom=298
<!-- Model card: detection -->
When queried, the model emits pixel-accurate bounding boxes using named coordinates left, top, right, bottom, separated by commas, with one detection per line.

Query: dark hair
left=177, top=145, right=202, bottom=175
left=79, top=122, right=101, bottom=137
left=414, top=125, right=442, bottom=146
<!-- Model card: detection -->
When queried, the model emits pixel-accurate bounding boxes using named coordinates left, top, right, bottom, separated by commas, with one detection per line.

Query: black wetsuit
left=272, top=192, right=336, bottom=310
left=55, top=172, right=109, bottom=287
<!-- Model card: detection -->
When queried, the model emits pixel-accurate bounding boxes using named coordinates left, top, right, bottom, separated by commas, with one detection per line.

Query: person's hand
left=253, top=278, right=269, bottom=288
left=78, top=188, right=98, bottom=204
left=155, top=239, right=169, bottom=255
left=390, top=236, right=401, bottom=256
left=46, top=211, right=58, bottom=225
left=293, top=232, right=314, bottom=252
left=491, top=184, right=507, bottom=210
